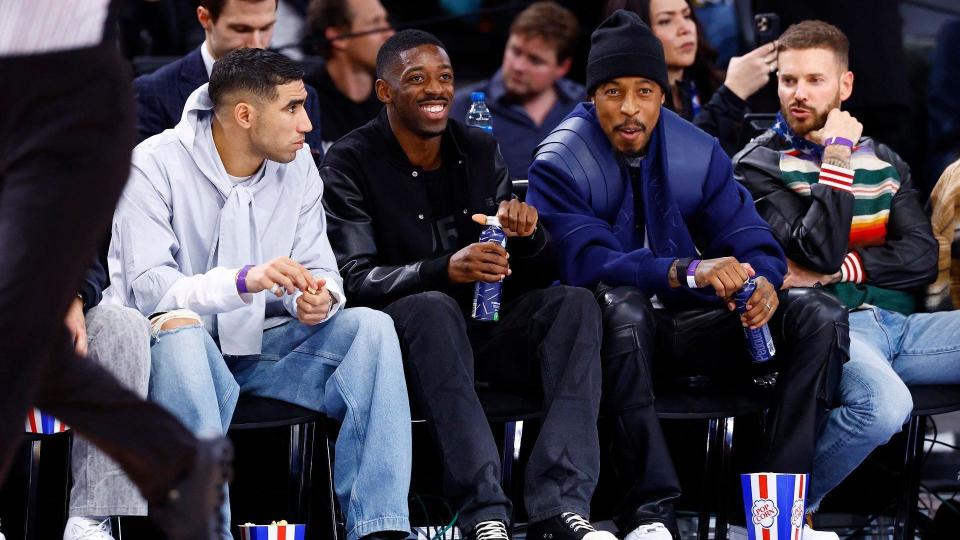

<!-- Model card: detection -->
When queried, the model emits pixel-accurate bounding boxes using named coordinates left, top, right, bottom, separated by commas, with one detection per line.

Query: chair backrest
left=512, top=179, right=528, bottom=202
left=737, top=113, right=778, bottom=151
left=926, top=157, right=960, bottom=311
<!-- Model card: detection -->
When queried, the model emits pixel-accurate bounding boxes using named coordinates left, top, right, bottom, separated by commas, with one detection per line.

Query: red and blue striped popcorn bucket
left=238, top=523, right=305, bottom=540
left=740, top=472, right=806, bottom=540
left=24, top=408, right=69, bottom=434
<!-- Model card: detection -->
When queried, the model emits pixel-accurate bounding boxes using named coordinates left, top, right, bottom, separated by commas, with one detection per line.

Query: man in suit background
left=134, top=0, right=325, bottom=159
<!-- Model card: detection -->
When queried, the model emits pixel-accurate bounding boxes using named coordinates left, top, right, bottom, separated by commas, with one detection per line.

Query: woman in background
left=606, top=0, right=777, bottom=156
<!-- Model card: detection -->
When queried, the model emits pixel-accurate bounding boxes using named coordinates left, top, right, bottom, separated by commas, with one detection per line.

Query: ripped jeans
left=149, top=308, right=411, bottom=540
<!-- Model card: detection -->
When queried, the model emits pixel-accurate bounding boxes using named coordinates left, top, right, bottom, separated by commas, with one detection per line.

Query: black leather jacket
left=733, top=130, right=937, bottom=290
left=320, top=109, right=555, bottom=310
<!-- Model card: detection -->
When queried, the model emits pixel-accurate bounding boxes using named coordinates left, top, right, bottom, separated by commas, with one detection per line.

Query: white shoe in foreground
left=802, top=524, right=839, bottom=540
left=624, top=522, right=672, bottom=540
left=63, top=517, right=115, bottom=540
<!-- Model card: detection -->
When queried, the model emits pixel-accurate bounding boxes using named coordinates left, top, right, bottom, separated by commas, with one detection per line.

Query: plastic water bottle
left=471, top=216, right=506, bottom=321
left=466, top=91, right=493, bottom=133
left=734, top=278, right=776, bottom=362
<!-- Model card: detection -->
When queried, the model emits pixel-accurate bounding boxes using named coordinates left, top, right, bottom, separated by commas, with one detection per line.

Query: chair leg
left=500, top=421, right=521, bottom=495
left=24, top=439, right=41, bottom=540
left=699, top=418, right=721, bottom=540
left=62, top=433, right=73, bottom=528
left=714, top=417, right=734, bottom=540
left=322, top=428, right=342, bottom=540
left=288, top=421, right=316, bottom=526
left=895, top=415, right=925, bottom=540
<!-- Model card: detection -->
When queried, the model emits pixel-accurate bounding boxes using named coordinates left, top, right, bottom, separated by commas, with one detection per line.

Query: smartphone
left=754, top=12, right=781, bottom=47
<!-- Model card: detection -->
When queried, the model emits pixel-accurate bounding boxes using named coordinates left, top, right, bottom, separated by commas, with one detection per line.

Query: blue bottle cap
left=471, top=91, right=486, bottom=102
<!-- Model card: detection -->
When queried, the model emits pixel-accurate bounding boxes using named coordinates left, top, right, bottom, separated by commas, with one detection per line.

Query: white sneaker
left=802, top=524, right=839, bottom=540
left=624, top=522, right=672, bottom=540
left=63, top=517, right=115, bottom=540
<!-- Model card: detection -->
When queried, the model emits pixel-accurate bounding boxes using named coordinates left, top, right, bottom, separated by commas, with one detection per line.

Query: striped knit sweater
left=778, top=143, right=915, bottom=313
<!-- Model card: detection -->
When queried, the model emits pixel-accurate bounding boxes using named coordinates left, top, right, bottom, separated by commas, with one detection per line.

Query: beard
left=780, top=94, right=840, bottom=137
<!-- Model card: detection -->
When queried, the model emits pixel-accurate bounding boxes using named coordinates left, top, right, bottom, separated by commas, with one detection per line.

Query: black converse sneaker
left=466, top=520, right=510, bottom=540
left=527, top=512, right=617, bottom=540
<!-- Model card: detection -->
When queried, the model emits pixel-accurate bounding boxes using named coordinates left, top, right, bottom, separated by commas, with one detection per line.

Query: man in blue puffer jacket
left=527, top=10, right=849, bottom=538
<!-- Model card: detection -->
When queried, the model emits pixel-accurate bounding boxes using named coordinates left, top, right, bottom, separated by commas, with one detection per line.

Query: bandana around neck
left=770, top=111, right=826, bottom=157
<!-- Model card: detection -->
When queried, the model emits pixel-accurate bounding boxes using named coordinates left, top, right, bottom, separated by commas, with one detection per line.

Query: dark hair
left=305, top=0, right=351, bottom=57
left=198, top=0, right=277, bottom=22
left=208, top=48, right=304, bottom=107
left=509, top=1, right=580, bottom=62
left=778, top=20, right=850, bottom=71
left=375, top=29, right=446, bottom=80
left=603, top=0, right=723, bottom=106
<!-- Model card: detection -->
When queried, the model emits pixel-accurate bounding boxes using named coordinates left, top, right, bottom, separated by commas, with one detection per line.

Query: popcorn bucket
left=24, top=408, right=69, bottom=434
left=740, top=473, right=806, bottom=540
left=238, top=523, right=305, bottom=540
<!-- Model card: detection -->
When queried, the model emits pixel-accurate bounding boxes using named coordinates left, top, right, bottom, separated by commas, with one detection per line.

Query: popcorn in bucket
left=239, top=521, right=305, bottom=540
left=24, top=408, right=69, bottom=435
left=740, top=473, right=806, bottom=540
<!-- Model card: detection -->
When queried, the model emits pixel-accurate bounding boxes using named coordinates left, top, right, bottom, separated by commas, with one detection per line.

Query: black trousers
left=596, top=286, right=847, bottom=533
left=384, top=287, right=603, bottom=530
left=0, top=42, right=197, bottom=503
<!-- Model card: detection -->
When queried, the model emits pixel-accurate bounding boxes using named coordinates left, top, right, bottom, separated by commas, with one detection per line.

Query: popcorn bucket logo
left=791, top=499, right=805, bottom=530
left=741, top=473, right=806, bottom=540
left=751, top=498, right=778, bottom=528
left=24, top=408, right=69, bottom=435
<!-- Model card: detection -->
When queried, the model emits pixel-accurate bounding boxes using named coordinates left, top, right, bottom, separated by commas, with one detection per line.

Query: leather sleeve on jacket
left=854, top=144, right=938, bottom=289
left=320, top=165, right=452, bottom=309
left=693, top=85, right=749, bottom=158
left=733, top=133, right=855, bottom=274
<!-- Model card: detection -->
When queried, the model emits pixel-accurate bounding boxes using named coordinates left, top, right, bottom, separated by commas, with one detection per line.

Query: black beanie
left=586, top=9, right=669, bottom=95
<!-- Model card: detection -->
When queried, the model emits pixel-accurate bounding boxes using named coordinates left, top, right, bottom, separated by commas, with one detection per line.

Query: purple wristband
left=236, top=265, right=254, bottom=294
left=686, top=259, right=701, bottom=288
left=823, top=136, right=854, bottom=149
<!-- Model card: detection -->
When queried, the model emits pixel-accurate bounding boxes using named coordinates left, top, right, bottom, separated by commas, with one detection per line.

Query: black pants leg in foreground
left=0, top=42, right=197, bottom=503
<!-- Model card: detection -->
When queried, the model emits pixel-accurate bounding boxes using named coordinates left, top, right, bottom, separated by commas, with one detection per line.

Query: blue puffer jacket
left=526, top=103, right=786, bottom=308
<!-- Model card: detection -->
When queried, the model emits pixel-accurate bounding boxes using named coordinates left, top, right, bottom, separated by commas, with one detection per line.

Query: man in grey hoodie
left=104, top=48, right=413, bottom=540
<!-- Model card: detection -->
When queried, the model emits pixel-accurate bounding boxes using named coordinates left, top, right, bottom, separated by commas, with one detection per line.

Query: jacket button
left=418, top=214, right=424, bottom=220
left=462, top=208, right=468, bottom=214
left=411, top=171, right=418, bottom=177
left=458, top=160, right=463, bottom=165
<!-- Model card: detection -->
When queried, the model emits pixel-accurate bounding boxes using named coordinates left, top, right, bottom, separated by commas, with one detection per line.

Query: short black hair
left=208, top=48, right=304, bottom=107
left=375, top=29, right=446, bottom=80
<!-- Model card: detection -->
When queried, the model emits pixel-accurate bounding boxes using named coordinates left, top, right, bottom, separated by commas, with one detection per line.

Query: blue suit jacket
left=133, top=47, right=324, bottom=158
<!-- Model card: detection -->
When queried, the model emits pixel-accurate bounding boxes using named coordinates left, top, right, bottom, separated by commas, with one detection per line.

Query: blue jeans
left=150, top=308, right=411, bottom=540
left=809, top=306, right=960, bottom=509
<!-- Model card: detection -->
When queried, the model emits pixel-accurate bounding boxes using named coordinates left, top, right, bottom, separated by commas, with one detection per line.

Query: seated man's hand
left=738, top=276, right=778, bottom=329
left=448, top=242, right=511, bottom=284
left=807, top=108, right=863, bottom=147
left=782, top=259, right=840, bottom=289
left=246, top=256, right=317, bottom=297
left=471, top=199, right=538, bottom=237
left=296, top=278, right=334, bottom=326
left=695, top=256, right=751, bottom=297
left=64, top=296, right=87, bottom=356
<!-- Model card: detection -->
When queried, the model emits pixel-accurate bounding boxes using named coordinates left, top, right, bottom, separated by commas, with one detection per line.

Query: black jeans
left=0, top=42, right=197, bottom=504
left=384, top=287, right=603, bottom=530
left=596, top=286, right=847, bottom=534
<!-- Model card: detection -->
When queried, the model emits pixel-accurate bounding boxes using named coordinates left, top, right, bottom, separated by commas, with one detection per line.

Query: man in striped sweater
left=734, top=20, right=960, bottom=517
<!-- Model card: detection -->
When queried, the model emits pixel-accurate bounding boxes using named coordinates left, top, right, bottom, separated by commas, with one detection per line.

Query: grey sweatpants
left=68, top=305, right=149, bottom=517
